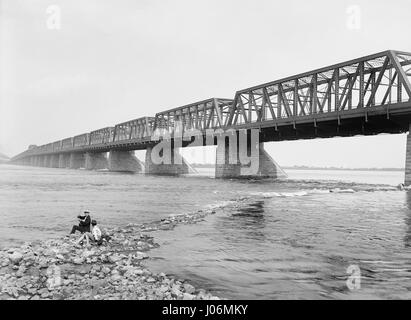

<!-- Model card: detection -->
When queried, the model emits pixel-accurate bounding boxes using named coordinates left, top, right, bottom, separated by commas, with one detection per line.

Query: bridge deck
left=12, top=50, right=411, bottom=160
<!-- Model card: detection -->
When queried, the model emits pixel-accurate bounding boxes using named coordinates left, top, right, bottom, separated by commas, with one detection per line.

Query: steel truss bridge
left=11, top=50, right=411, bottom=161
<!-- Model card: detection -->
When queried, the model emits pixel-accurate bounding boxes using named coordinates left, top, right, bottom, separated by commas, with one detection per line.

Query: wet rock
left=82, top=250, right=95, bottom=259
left=16, top=266, right=26, bottom=278
left=159, top=285, right=169, bottom=293
left=8, top=252, right=23, bottom=265
left=72, top=257, right=84, bottom=265
left=102, top=267, right=111, bottom=275
left=108, top=254, right=121, bottom=264
left=135, top=252, right=148, bottom=260
left=183, top=293, right=195, bottom=300
left=183, top=283, right=195, bottom=294
left=111, top=274, right=122, bottom=282
left=171, top=285, right=182, bottom=297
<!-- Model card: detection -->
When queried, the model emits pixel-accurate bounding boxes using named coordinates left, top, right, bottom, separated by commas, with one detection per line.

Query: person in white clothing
left=76, top=219, right=102, bottom=246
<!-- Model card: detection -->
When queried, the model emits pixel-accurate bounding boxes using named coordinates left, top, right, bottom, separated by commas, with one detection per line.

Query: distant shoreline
left=2, top=162, right=405, bottom=172
left=191, top=164, right=404, bottom=172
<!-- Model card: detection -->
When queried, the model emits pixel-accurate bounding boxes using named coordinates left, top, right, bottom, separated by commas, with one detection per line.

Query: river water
left=1, top=163, right=410, bottom=299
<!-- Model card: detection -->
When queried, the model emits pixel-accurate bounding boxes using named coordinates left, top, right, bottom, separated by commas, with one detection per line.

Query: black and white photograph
left=1, top=0, right=411, bottom=307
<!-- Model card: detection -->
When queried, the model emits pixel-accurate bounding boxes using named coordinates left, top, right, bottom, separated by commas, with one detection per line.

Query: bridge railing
left=73, top=133, right=90, bottom=147
left=113, top=116, right=156, bottom=142
left=227, top=50, right=411, bottom=127
left=62, top=137, right=74, bottom=149
left=153, top=98, right=233, bottom=137
left=90, top=127, right=114, bottom=145
left=52, top=141, right=62, bottom=151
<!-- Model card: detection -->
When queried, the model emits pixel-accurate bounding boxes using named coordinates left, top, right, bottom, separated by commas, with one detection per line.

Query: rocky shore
left=0, top=205, right=229, bottom=300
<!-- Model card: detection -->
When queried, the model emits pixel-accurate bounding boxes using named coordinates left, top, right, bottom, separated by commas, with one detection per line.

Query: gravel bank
left=0, top=203, right=235, bottom=300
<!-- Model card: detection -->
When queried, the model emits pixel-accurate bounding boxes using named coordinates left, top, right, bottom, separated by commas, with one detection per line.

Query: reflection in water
left=217, top=200, right=267, bottom=243
left=233, top=200, right=265, bottom=217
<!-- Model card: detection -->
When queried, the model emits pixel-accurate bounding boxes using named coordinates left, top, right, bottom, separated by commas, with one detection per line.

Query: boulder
left=183, top=293, right=195, bottom=300
left=183, top=283, right=195, bottom=294
left=72, top=257, right=84, bottom=265
left=108, top=254, right=121, bottom=264
left=8, top=252, right=23, bottom=265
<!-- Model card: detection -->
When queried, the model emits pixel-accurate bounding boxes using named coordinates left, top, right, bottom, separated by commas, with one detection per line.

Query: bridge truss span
left=227, top=50, right=411, bottom=132
left=152, top=98, right=234, bottom=136
left=10, top=50, right=411, bottom=162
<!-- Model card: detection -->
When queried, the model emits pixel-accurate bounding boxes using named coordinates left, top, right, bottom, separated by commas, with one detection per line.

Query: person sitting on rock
left=70, top=210, right=91, bottom=235
left=76, top=219, right=102, bottom=246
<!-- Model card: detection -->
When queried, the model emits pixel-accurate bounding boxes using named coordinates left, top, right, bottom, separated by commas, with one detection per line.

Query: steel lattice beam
left=226, top=50, right=411, bottom=127
left=10, top=50, right=411, bottom=161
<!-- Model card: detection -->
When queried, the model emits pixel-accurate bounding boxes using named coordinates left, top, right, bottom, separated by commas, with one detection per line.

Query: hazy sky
left=1, top=0, right=411, bottom=167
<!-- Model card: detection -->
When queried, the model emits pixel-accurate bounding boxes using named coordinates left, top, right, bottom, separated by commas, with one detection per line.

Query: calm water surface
left=1, top=164, right=410, bottom=299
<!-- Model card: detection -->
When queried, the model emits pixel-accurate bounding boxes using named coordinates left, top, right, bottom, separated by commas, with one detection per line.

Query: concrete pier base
left=85, top=152, right=109, bottom=170
left=69, top=153, right=85, bottom=169
left=43, top=155, right=50, bottom=167
left=145, top=145, right=196, bottom=175
left=215, top=142, right=287, bottom=179
left=58, top=154, right=70, bottom=168
left=33, top=156, right=41, bottom=167
left=108, top=151, right=142, bottom=172
left=405, top=129, right=411, bottom=185
left=215, top=137, right=240, bottom=178
left=50, top=154, right=59, bottom=168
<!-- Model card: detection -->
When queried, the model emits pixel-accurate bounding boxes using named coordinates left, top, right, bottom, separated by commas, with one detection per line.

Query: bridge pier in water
left=144, top=144, right=196, bottom=176
left=215, top=139, right=287, bottom=179
left=58, top=154, right=70, bottom=168
left=69, top=153, right=85, bottom=169
left=108, top=150, right=142, bottom=172
left=42, top=155, right=50, bottom=167
left=85, top=152, right=109, bottom=170
left=49, top=154, right=59, bottom=168
left=34, top=156, right=42, bottom=167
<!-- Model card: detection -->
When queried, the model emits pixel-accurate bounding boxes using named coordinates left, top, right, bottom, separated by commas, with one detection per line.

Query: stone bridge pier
left=85, top=152, right=109, bottom=170
left=144, top=141, right=196, bottom=175
left=215, top=133, right=287, bottom=179
left=43, top=155, right=51, bottom=167
left=49, top=154, right=59, bottom=168
left=58, top=154, right=70, bottom=168
left=108, top=150, right=142, bottom=172
left=34, top=156, right=42, bottom=166
left=69, top=153, right=85, bottom=169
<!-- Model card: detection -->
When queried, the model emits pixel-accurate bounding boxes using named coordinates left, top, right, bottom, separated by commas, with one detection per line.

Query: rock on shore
left=0, top=206, right=228, bottom=300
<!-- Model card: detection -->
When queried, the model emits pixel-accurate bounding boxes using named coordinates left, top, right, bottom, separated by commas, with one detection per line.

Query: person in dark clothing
left=70, top=210, right=91, bottom=234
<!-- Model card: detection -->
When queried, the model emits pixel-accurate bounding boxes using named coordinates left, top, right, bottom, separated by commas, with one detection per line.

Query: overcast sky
left=1, top=0, right=410, bottom=167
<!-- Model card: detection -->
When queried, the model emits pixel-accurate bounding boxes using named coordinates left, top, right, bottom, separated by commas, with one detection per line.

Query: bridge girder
left=227, top=50, right=411, bottom=128
left=10, top=50, right=411, bottom=162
